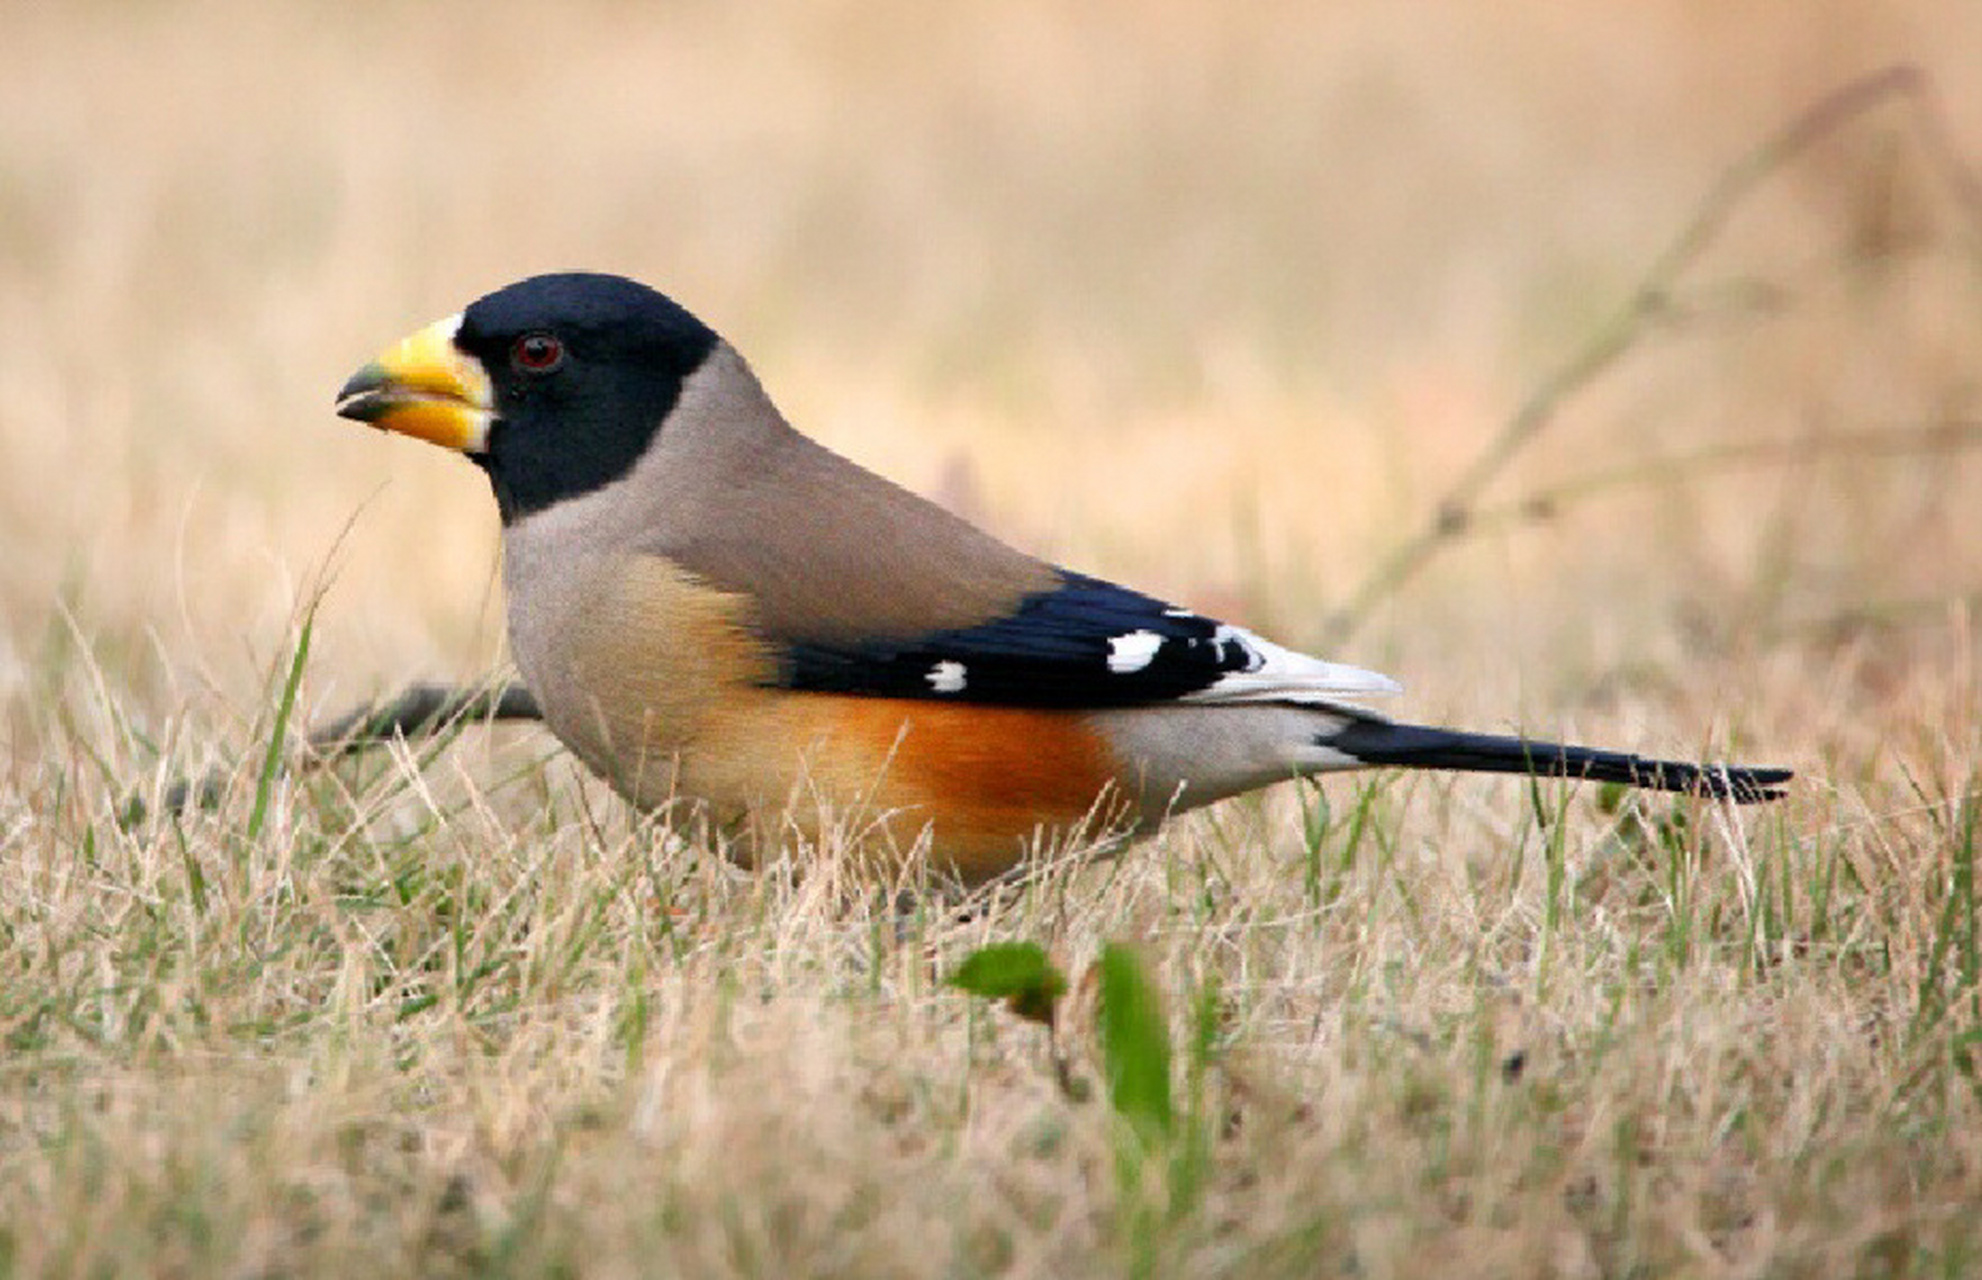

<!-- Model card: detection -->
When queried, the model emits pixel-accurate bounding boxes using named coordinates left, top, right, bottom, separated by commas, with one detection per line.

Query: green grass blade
left=248, top=610, right=313, bottom=843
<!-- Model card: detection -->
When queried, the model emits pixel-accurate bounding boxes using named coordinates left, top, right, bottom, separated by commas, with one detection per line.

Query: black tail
left=1324, top=721, right=1790, bottom=804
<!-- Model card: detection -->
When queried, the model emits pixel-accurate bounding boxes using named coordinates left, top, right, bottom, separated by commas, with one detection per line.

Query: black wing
left=772, top=571, right=1399, bottom=709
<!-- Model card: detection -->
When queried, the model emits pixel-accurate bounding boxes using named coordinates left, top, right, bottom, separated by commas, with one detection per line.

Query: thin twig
left=123, top=680, right=542, bottom=826
left=304, top=681, right=541, bottom=756
left=1462, top=420, right=1982, bottom=538
left=1322, top=64, right=1982, bottom=646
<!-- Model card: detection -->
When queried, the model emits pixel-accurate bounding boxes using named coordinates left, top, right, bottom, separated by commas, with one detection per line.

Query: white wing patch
left=926, top=661, right=968, bottom=693
left=1107, top=630, right=1166, bottom=674
left=1182, top=623, right=1402, bottom=705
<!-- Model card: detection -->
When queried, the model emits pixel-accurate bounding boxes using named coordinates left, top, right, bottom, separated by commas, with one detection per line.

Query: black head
left=453, top=272, right=720, bottom=521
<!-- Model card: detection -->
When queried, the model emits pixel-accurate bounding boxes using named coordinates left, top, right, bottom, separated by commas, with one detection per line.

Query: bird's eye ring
left=511, top=332, right=565, bottom=374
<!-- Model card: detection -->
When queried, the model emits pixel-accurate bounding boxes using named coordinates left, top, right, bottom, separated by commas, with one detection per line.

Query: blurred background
left=3, top=0, right=1978, bottom=776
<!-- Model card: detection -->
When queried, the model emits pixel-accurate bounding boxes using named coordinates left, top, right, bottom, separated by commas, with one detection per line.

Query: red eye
left=511, top=332, right=565, bottom=373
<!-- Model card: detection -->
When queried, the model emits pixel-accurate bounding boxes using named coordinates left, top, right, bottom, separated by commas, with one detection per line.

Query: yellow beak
left=335, top=313, right=493, bottom=453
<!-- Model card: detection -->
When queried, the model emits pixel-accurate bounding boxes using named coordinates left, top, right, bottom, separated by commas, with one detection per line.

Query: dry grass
left=4, top=1, right=1982, bottom=1274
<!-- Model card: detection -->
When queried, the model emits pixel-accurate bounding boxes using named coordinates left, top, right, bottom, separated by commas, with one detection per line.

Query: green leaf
left=948, top=942, right=1067, bottom=1028
left=1097, top=943, right=1172, bottom=1139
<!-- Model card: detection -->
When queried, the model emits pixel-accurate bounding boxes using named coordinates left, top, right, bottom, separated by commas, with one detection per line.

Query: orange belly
left=674, top=695, right=1129, bottom=883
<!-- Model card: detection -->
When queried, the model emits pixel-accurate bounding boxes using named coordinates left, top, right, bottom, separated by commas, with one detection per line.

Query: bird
left=335, top=272, right=1789, bottom=884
